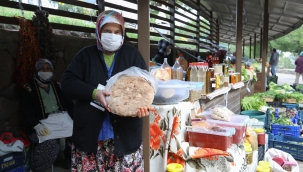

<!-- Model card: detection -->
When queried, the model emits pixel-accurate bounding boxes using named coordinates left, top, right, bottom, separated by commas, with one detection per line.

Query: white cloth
left=37, top=111, right=73, bottom=143
left=0, top=140, right=24, bottom=156
left=264, top=148, right=299, bottom=172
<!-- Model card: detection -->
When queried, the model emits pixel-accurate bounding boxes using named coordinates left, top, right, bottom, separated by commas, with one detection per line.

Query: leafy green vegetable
left=241, top=95, right=267, bottom=110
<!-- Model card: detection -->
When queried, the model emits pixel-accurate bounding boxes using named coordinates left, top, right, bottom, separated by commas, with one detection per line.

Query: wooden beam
left=236, top=0, right=243, bottom=73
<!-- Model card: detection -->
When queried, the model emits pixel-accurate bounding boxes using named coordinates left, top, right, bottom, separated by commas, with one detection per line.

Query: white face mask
left=101, top=33, right=123, bottom=52
left=38, top=72, right=53, bottom=80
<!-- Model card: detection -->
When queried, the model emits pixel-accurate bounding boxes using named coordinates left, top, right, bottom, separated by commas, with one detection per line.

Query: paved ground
left=52, top=72, right=303, bottom=171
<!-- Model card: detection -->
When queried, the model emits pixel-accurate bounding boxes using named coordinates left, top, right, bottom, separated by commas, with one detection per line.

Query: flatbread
left=107, top=76, right=155, bottom=116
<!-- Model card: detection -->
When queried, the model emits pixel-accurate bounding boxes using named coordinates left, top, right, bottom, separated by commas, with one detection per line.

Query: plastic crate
left=0, top=152, right=25, bottom=172
left=10, top=166, right=25, bottom=172
left=282, top=103, right=299, bottom=110
left=271, top=124, right=300, bottom=137
left=269, top=134, right=303, bottom=161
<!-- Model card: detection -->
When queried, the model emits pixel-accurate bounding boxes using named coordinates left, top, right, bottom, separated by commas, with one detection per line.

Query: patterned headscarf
left=35, top=58, right=54, bottom=72
left=157, top=39, right=170, bottom=54
left=96, top=10, right=125, bottom=51
left=34, top=58, right=54, bottom=84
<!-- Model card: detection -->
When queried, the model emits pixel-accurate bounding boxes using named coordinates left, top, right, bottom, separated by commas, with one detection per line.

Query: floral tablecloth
left=149, top=101, right=248, bottom=172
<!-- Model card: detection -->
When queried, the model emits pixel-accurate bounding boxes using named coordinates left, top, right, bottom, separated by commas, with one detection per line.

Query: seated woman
left=20, top=58, right=74, bottom=171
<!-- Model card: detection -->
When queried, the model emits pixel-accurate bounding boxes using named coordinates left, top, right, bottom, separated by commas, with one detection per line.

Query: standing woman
left=20, top=59, right=74, bottom=171
left=61, top=10, right=151, bottom=172
left=295, top=51, right=303, bottom=84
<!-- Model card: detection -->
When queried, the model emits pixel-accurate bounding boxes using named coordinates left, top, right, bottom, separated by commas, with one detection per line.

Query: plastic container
left=254, top=128, right=266, bottom=145
left=153, top=80, right=203, bottom=105
left=187, top=127, right=234, bottom=151
left=240, top=110, right=266, bottom=123
left=203, top=113, right=249, bottom=144
left=258, top=161, right=271, bottom=171
left=256, top=165, right=270, bottom=172
left=166, top=163, right=183, bottom=172
left=269, top=134, right=303, bottom=161
left=271, top=124, right=300, bottom=137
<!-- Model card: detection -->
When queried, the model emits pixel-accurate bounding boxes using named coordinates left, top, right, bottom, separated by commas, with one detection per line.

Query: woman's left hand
left=134, top=107, right=154, bottom=118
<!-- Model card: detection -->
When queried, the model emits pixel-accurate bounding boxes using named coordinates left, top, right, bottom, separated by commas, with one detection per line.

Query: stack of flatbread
left=107, top=76, right=155, bottom=116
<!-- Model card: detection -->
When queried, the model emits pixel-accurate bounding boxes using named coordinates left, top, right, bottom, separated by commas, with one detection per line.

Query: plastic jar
left=258, top=161, right=272, bottom=172
left=166, top=163, right=183, bottom=172
left=256, top=165, right=270, bottom=172
left=254, top=128, right=266, bottom=145
left=245, top=147, right=253, bottom=164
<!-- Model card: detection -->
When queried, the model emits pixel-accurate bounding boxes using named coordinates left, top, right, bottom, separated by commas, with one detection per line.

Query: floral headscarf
left=35, top=58, right=54, bottom=72
left=34, top=58, right=54, bottom=84
left=96, top=10, right=125, bottom=51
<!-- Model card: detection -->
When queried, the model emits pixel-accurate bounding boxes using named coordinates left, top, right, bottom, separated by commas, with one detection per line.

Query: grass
left=0, top=6, right=95, bottom=28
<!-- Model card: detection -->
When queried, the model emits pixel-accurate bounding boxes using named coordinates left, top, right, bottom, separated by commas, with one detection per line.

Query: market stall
left=149, top=100, right=263, bottom=172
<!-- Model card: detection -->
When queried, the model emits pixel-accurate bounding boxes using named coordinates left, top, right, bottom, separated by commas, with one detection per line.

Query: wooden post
left=236, top=0, right=243, bottom=73
left=249, top=36, right=252, bottom=59
left=137, top=1, right=150, bottom=171
left=261, top=0, right=269, bottom=92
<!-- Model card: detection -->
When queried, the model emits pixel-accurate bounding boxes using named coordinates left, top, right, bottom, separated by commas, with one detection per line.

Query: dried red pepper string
left=15, top=17, right=40, bottom=89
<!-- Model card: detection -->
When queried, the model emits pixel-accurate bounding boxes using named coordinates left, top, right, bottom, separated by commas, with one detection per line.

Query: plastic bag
left=209, top=105, right=234, bottom=121
left=105, top=67, right=158, bottom=116
left=245, top=127, right=258, bottom=151
left=264, top=148, right=299, bottom=172
left=105, top=66, right=157, bottom=92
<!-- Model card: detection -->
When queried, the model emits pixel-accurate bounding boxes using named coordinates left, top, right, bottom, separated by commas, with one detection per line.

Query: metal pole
left=261, top=0, right=269, bottom=92
left=137, top=1, right=150, bottom=171
left=243, top=39, right=245, bottom=57
left=249, top=36, right=252, bottom=59
left=254, top=33, right=257, bottom=59
left=97, top=0, right=104, bottom=15
left=260, top=29, right=263, bottom=59
left=236, top=0, right=243, bottom=73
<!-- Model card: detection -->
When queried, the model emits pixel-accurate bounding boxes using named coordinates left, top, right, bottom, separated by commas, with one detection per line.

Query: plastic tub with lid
left=202, top=112, right=249, bottom=144
left=187, top=126, right=234, bottom=151
left=153, top=80, right=203, bottom=105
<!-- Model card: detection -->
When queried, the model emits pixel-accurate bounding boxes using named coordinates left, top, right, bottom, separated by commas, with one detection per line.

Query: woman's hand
left=95, top=90, right=111, bottom=112
left=134, top=107, right=155, bottom=118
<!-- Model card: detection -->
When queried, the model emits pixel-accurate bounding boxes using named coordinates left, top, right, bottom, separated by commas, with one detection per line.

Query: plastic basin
left=241, top=110, right=266, bottom=123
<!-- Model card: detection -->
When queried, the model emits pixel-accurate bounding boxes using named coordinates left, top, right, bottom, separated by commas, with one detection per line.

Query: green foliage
left=269, top=25, right=303, bottom=53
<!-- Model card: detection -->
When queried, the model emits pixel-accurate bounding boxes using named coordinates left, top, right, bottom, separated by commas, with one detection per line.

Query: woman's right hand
left=95, top=90, right=111, bottom=112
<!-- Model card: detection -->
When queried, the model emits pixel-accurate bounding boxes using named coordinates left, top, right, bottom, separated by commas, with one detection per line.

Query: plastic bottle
left=186, top=63, right=192, bottom=81
left=292, top=113, right=299, bottom=124
left=207, top=55, right=213, bottom=68
left=197, top=63, right=203, bottom=83
left=161, top=58, right=171, bottom=80
left=201, top=63, right=207, bottom=94
left=178, top=55, right=188, bottom=71
left=172, top=58, right=183, bottom=80
left=190, top=62, right=197, bottom=82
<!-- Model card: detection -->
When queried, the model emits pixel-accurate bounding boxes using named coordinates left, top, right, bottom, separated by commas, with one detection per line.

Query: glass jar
left=209, top=68, right=214, bottom=78
left=245, top=147, right=253, bottom=165
left=205, top=70, right=211, bottom=94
